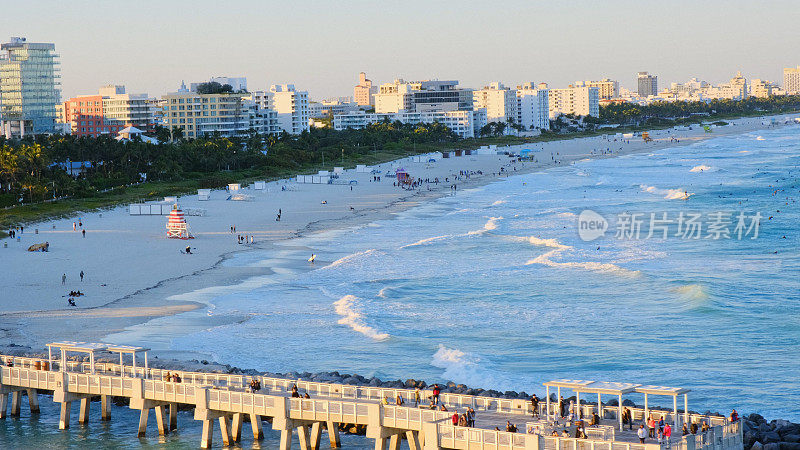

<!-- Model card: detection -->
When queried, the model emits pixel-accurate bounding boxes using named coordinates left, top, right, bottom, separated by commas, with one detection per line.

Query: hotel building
left=0, top=37, right=61, bottom=137
left=63, top=85, right=155, bottom=137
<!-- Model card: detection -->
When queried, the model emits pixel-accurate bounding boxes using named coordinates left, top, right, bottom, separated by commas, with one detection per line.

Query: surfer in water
left=308, top=254, right=316, bottom=263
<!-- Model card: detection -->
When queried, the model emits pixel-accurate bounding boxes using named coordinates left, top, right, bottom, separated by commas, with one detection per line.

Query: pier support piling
left=137, top=407, right=149, bottom=437
left=219, top=415, right=233, bottom=446
left=406, top=430, right=421, bottom=450
left=231, top=413, right=243, bottom=442
left=10, top=391, right=21, bottom=416
left=101, top=395, right=111, bottom=421
left=388, top=433, right=401, bottom=450
left=200, top=418, right=214, bottom=449
left=310, top=422, right=322, bottom=450
left=374, top=436, right=387, bottom=450
left=251, top=413, right=264, bottom=440
left=297, top=424, right=312, bottom=450
left=327, top=421, right=341, bottom=448
left=154, top=405, right=168, bottom=436
left=78, top=397, right=91, bottom=424
left=279, top=428, right=292, bottom=450
left=59, top=401, right=72, bottom=429
left=169, top=403, right=177, bottom=431
left=0, top=393, right=9, bottom=419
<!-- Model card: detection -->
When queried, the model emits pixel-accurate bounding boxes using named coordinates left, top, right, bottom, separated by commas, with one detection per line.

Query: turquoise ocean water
left=4, top=126, right=798, bottom=447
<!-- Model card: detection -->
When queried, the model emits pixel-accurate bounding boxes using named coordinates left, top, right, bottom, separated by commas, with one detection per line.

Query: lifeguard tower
left=166, top=205, right=193, bottom=239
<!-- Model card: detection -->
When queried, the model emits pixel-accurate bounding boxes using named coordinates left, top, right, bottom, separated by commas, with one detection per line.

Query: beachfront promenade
left=0, top=350, right=742, bottom=450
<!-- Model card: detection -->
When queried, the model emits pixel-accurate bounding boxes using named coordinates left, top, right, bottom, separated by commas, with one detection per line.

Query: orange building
left=63, top=85, right=155, bottom=137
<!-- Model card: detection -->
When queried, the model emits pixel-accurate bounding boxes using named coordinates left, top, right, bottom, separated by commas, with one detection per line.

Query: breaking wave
left=526, top=250, right=641, bottom=277
left=333, top=295, right=389, bottom=341
left=322, top=249, right=377, bottom=270
left=467, top=217, right=502, bottom=235
left=640, top=184, right=693, bottom=200
left=431, top=345, right=514, bottom=392
left=400, top=235, right=453, bottom=249
left=690, top=165, right=712, bottom=173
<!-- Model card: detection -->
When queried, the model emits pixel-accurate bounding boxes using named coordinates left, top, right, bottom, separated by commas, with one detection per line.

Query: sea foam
left=333, top=295, right=389, bottom=341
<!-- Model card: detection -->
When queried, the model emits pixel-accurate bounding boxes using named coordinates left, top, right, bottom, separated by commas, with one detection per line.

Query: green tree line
left=0, top=120, right=458, bottom=207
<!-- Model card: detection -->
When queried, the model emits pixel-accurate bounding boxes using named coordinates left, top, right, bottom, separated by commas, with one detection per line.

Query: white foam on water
left=431, top=345, right=514, bottom=392
left=321, top=249, right=378, bottom=270
left=639, top=184, right=694, bottom=200
left=690, top=165, right=713, bottom=173
left=491, top=200, right=507, bottom=206
left=400, top=235, right=454, bottom=249
left=333, top=295, right=390, bottom=341
left=526, top=250, right=641, bottom=277
left=467, top=217, right=502, bottom=235
left=377, top=287, right=391, bottom=298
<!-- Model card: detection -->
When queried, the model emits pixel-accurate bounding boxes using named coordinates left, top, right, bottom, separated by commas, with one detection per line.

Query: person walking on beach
left=80, top=270, right=84, bottom=282
left=82, top=229, right=86, bottom=238
left=62, top=273, right=66, bottom=285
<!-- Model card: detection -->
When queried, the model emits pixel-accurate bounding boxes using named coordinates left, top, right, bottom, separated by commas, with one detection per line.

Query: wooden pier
left=0, top=347, right=743, bottom=450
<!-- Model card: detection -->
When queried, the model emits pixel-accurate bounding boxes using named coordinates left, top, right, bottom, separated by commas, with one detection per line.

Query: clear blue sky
left=4, top=0, right=799, bottom=100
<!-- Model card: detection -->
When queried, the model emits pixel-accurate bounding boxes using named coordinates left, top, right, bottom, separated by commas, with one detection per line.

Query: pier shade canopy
left=543, top=379, right=690, bottom=431
left=46, top=341, right=150, bottom=377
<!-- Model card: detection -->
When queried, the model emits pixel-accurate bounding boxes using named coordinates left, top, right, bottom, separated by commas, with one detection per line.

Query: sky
left=3, top=0, right=799, bottom=100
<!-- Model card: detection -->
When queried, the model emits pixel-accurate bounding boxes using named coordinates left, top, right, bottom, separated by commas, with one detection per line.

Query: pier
left=0, top=342, right=743, bottom=449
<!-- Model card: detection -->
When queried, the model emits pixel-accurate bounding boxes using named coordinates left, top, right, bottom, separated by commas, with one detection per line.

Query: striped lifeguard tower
left=166, top=205, right=193, bottom=239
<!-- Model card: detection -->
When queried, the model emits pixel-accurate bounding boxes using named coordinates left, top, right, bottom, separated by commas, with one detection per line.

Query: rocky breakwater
left=744, top=414, right=800, bottom=450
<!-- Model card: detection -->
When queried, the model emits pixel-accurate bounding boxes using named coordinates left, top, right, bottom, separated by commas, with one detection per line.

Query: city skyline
left=4, top=0, right=799, bottom=100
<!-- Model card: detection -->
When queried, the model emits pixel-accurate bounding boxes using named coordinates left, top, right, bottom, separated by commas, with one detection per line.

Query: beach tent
left=166, top=205, right=193, bottom=239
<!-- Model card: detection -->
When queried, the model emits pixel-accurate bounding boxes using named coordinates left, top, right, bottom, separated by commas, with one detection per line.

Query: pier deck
left=0, top=352, right=743, bottom=450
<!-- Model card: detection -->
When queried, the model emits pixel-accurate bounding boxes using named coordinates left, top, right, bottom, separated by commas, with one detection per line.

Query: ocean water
left=164, top=126, right=798, bottom=420
left=138, top=126, right=798, bottom=422
left=14, top=127, right=796, bottom=447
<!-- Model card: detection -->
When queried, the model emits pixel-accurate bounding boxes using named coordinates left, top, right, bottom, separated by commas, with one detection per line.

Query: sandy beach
left=0, top=114, right=795, bottom=355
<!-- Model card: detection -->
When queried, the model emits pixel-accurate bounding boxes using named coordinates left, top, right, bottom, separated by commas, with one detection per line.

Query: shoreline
left=1, top=114, right=797, bottom=392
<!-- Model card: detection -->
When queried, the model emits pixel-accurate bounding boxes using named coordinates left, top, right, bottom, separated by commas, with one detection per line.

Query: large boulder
left=763, top=432, right=782, bottom=443
left=780, top=443, right=800, bottom=450
left=783, top=435, right=800, bottom=443
left=751, top=441, right=764, bottom=450
left=749, top=414, right=766, bottom=424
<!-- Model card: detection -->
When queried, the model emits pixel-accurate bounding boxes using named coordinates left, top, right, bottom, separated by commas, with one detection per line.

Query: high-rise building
left=516, top=82, right=550, bottom=131
left=784, top=66, right=800, bottom=95
left=637, top=72, right=658, bottom=97
left=63, top=85, right=156, bottom=137
left=547, top=85, right=599, bottom=118
left=373, top=79, right=472, bottom=114
left=473, top=82, right=517, bottom=123
left=577, top=79, right=619, bottom=100
left=0, top=37, right=61, bottom=137
left=353, top=72, right=377, bottom=106
left=252, top=84, right=310, bottom=134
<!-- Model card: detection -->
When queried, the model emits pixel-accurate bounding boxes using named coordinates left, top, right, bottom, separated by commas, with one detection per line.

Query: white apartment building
left=473, top=82, right=517, bottom=123
left=515, top=82, right=550, bottom=131
left=577, top=79, right=619, bottom=100
left=309, top=98, right=361, bottom=119
left=333, top=109, right=483, bottom=139
left=703, top=72, right=748, bottom=100
left=547, top=85, right=599, bottom=118
left=373, top=79, right=472, bottom=114
left=784, top=66, right=800, bottom=95
left=253, top=84, right=310, bottom=134
left=750, top=79, right=782, bottom=98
